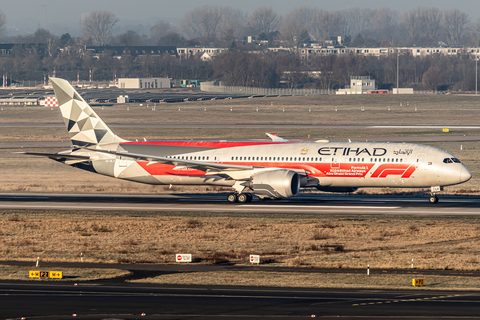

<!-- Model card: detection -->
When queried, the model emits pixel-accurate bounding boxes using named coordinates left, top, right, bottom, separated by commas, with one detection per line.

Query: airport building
left=117, top=78, right=171, bottom=89
left=336, top=76, right=376, bottom=95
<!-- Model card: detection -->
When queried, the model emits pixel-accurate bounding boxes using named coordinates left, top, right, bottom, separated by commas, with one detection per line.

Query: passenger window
left=400, top=159, right=403, bottom=162
left=349, top=158, right=352, bottom=162
left=294, top=157, right=297, bottom=161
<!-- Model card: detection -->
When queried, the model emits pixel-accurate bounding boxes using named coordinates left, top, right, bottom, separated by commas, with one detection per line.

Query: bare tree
left=150, top=20, right=172, bottom=43
left=313, top=10, right=343, bottom=42
left=280, top=7, right=314, bottom=45
left=82, top=11, right=118, bottom=46
left=341, top=8, right=373, bottom=39
left=367, top=8, right=399, bottom=43
left=247, top=7, right=280, bottom=36
left=403, top=9, right=420, bottom=45
left=422, top=7, right=443, bottom=45
left=444, top=9, right=470, bottom=46
left=0, top=10, right=6, bottom=39
left=180, top=5, right=222, bottom=41
left=219, top=7, right=247, bottom=41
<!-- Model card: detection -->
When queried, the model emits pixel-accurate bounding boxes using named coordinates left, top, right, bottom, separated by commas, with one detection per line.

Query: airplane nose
left=460, top=166, right=472, bottom=183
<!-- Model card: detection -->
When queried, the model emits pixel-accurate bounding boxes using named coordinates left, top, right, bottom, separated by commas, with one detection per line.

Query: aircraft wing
left=84, top=147, right=255, bottom=172
left=18, top=152, right=91, bottom=161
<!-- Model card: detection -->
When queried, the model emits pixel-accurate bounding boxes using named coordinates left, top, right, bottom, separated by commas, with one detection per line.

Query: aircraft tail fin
left=50, top=77, right=126, bottom=146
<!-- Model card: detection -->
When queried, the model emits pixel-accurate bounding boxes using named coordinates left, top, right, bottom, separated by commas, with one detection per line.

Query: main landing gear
left=227, top=193, right=253, bottom=203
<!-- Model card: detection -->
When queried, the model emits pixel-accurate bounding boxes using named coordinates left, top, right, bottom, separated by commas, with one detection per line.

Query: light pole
left=476, top=52, right=478, bottom=96
left=396, top=50, right=399, bottom=94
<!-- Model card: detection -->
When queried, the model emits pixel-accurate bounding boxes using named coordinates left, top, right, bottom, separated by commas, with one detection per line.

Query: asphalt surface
left=0, top=192, right=480, bottom=215
left=1, top=279, right=480, bottom=319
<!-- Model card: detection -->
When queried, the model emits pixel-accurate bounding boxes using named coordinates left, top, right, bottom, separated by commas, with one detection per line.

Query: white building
left=118, top=78, right=171, bottom=89
left=336, top=76, right=376, bottom=95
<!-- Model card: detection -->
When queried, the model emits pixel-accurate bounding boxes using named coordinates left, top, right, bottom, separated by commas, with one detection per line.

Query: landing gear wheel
left=429, top=196, right=439, bottom=204
left=227, top=193, right=238, bottom=203
left=237, top=193, right=249, bottom=203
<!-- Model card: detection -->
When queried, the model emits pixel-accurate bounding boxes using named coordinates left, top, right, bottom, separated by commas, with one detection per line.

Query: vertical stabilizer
left=50, top=77, right=125, bottom=146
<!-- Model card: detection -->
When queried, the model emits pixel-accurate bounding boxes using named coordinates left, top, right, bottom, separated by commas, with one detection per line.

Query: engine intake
left=250, top=170, right=300, bottom=199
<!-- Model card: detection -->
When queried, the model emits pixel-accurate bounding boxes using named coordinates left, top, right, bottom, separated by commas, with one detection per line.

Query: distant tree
left=219, top=7, right=247, bottom=41
left=0, top=10, right=6, bottom=39
left=312, top=10, right=343, bottom=42
left=258, top=32, right=268, bottom=41
left=114, top=30, right=143, bottom=46
left=158, top=32, right=186, bottom=46
left=350, top=34, right=364, bottom=47
left=247, top=7, right=280, bottom=36
left=59, top=33, right=74, bottom=48
left=180, top=5, right=222, bottom=42
left=150, top=20, right=172, bottom=43
left=82, top=11, right=118, bottom=46
left=422, top=67, right=443, bottom=90
left=280, top=7, right=314, bottom=46
left=443, top=9, right=469, bottom=46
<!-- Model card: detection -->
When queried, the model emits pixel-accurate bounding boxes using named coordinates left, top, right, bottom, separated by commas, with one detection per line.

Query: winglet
left=266, top=133, right=289, bottom=142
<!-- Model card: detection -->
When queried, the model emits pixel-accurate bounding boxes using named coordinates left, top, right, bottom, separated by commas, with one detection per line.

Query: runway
left=1, top=192, right=480, bottom=215
left=1, top=280, right=480, bottom=319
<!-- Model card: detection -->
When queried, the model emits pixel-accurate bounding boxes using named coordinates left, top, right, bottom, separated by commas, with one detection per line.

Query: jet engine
left=316, top=186, right=358, bottom=193
left=250, top=169, right=300, bottom=199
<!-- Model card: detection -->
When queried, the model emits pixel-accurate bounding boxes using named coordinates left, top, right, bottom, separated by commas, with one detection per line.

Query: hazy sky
left=2, top=0, right=480, bottom=36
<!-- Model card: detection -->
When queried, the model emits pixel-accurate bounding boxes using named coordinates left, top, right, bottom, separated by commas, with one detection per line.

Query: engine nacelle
left=316, top=186, right=358, bottom=193
left=250, top=169, right=300, bottom=199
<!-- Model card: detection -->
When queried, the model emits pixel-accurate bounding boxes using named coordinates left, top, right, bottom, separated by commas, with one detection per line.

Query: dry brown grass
left=1, top=212, right=480, bottom=271
left=129, top=271, right=480, bottom=290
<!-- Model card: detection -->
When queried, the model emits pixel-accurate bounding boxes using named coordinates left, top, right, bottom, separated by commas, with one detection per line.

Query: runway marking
left=354, top=294, right=464, bottom=306
left=0, top=203, right=479, bottom=215
left=239, top=205, right=401, bottom=209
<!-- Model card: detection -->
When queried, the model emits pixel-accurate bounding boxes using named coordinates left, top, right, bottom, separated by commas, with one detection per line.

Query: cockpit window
left=443, top=158, right=461, bottom=164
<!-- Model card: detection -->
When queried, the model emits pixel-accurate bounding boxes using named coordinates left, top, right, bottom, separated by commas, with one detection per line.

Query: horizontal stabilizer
left=18, top=152, right=91, bottom=161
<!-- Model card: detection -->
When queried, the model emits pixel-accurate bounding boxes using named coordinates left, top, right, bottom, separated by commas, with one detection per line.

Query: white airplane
left=25, top=77, right=471, bottom=204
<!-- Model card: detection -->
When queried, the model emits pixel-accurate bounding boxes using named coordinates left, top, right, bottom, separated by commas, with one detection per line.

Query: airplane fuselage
left=64, top=140, right=470, bottom=191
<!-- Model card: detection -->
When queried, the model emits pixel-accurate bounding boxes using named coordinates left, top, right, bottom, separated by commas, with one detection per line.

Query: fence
left=200, top=81, right=332, bottom=96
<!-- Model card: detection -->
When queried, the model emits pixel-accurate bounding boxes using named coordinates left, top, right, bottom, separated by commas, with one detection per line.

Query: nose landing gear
left=428, top=186, right=442, bottom=204
left=429, top=195, right=439, bottom=204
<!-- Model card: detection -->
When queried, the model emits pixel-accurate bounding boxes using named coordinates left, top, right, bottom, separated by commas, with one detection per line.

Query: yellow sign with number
left=49, top=271, right=63, bottom=279
left=412, top=278, right=425, bottom=286
left=29, top=271, right=63, bottom=279
left=29, top=271, right=40, bottom=278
